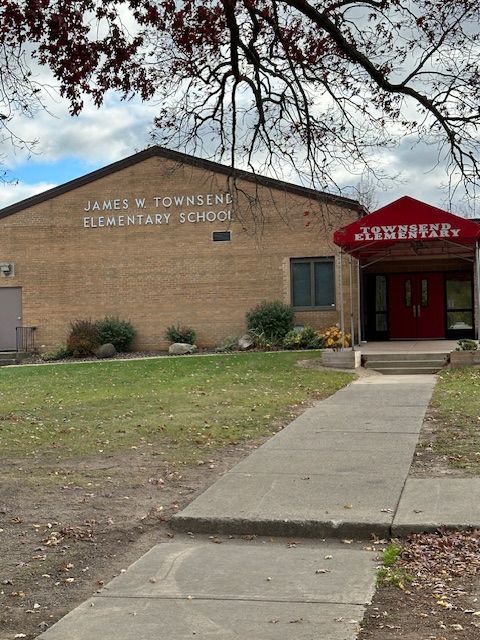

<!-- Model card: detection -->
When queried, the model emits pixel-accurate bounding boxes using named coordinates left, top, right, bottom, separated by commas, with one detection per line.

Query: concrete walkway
left=173, top=374, right=436, bottom=539
left=38, top=373, right=480, bottom=639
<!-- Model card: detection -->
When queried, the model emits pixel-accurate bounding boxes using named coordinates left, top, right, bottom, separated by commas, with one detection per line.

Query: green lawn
left=430, top=366, right=480, bottom=473
left=0, top=352, right=353, bottom=462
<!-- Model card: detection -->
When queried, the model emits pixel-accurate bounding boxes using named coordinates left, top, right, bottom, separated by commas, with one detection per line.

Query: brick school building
left=0, top=147, right=361, bottom=352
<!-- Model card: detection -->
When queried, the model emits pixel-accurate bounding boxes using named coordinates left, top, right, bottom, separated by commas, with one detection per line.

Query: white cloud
left=0, top=55, right=475, bottom=216
left=0, top=181, right=56, bottom=208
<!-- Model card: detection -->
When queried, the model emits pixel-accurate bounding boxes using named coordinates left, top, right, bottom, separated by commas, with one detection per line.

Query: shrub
left=67, top=319, right=100, bottom=356
left=40, top=344, right=73, bottom=361
left=248, top=329, right=274, bottom=350
left=215, top=335, right=239, bottom=352
left=321, top=324, right=351, bottom=351
left=283, top=326, right=323, bottom=350
left=246, top=300, right=294, bottom=344
left=96, top=316, right=136, bottom=352
left=165, top=323, right=196, bottom=345
left=456, top=339, right=478, bottom=351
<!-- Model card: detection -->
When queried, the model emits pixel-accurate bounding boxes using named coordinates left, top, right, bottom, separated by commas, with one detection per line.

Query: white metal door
left=0, top=288, right=22, bottom=350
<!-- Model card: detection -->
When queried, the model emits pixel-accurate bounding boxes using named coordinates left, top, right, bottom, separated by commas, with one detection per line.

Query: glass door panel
left=446, top=276, right=474, bottom=337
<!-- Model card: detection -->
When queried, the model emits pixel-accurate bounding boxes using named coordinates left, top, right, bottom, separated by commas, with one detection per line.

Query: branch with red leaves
left=0, top=1, right=479, bottom=193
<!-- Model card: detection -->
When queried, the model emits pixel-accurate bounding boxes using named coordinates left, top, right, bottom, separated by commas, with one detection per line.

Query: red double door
left=388, top=273, right=445, bottom=339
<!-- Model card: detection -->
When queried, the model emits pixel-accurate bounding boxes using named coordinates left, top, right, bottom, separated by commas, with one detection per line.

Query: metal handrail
left=16, top=326, right=37, bottom=353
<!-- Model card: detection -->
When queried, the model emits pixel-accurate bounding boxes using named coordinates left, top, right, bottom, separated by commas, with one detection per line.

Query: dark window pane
left=314, top=261, right=334, bottom=306
left=375, top=276, right=387, bottom=312
left=447, top=311, right=473, bottom=330
left=212, top=231, right=231, bottom=242
left=292, top=262, right=311, bottom=307
left=421, top=279, right=428, bottom=307
left=405, top=279, right=412, bottom=307
left=446, top=280, right=472, bottom=310
left=376, top=313, right=387, bottom=332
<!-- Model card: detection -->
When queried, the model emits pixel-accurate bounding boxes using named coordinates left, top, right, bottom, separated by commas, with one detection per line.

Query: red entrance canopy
left=334, top=196, right=480, bottom=258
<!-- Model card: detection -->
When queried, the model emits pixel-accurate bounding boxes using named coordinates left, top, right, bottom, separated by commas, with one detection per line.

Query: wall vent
left=212, top=231, right=231, bottom=242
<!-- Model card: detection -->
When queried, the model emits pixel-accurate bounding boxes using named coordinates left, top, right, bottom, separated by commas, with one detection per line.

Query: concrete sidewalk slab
left=266, top=411, right=426, bottom=434
left=39, top=598, right=366, bottom=640
left=393, top=478, right=480, bottom=536
left=39, top=538, right=378, bottom=640
left=261, top=431, right=420, bottom=452
left=231, top=447, right=415, bottom=475
left=172, top=472, right=401, bottom=538
left=285, top=405, right=429, bottom=433
left=101, top=540, right=376, bottom=602
left=172, top=376, right=436, bottom=538
left=321, top=384, right=434, bottom=407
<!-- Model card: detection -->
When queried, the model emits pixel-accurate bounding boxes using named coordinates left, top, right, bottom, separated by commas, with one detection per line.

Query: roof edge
left=0, top=146, right=362, bottom=220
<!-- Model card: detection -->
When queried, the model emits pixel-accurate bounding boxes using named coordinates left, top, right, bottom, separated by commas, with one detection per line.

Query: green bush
left=246, top=300, right=294, bottom=344
left=456, top=339, right=478, bottom=351
left=67, top=319, right=100, bottom=357
left=283, top=326, right=323, bottom=350
left=165, top=323, right=196, bottom=345
left=97, top=316, right=136, bottom=352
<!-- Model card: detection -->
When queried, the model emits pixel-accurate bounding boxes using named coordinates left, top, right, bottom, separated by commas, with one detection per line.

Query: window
left=446, top=276, right=473, bottom=331
left=291, top=258, right=335, bottom=308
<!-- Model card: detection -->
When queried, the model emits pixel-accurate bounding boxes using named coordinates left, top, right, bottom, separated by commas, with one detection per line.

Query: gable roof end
left=0, top=146, right=362, bottom=220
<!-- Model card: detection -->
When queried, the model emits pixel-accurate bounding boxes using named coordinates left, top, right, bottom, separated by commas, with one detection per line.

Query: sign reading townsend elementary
left=334, top=196, right=480, bottom=253
left=83, top=192, right=233, bottom=228
left=353, top=222, right=461, bottom=241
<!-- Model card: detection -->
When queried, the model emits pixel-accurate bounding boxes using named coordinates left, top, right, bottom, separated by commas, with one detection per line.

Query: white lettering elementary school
left=83, top=192, right=233, bottom=228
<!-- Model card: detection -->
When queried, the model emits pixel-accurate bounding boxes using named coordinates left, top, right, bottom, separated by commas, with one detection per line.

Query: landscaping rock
left=169, top=342, right=197, bottom=355
left=95, top=343, right=117, bottom=359
left=238, top=334, right=254, bottom=350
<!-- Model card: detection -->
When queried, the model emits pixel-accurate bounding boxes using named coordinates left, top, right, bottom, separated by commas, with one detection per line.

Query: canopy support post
left=349, top=255, right=355, bottom=350
left=357, top=259, right=362, bottom=345
left=339, top=250, right=345, bottom=351
left=477, top=241, right=480, bottom=342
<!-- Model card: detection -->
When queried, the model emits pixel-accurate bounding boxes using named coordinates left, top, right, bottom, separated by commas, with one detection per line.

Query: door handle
left=417, top=304, right=421, bottom=317
left=412, top=305, right=416, bottom=318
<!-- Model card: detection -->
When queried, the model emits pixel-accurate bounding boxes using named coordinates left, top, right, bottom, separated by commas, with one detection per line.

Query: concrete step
left=363, top=352, right=449, bottom=375
left=0, top=351, right=27, bottom=366
left=365, top=359, right=447, bottom=368
left=363, top=352, right=449, bottom=362
left=369, top=366, right=444, bottom=375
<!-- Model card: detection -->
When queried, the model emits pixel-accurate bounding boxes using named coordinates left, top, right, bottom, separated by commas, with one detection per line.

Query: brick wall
left=0, top=155, right=360, bottom=350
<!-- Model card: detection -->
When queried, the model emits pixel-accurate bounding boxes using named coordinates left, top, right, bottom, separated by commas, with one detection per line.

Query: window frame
left=290, top=257, right=336, bottom=310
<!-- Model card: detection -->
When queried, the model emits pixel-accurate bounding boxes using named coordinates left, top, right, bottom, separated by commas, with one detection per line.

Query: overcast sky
left=0, top=81, right=475, bottom=217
